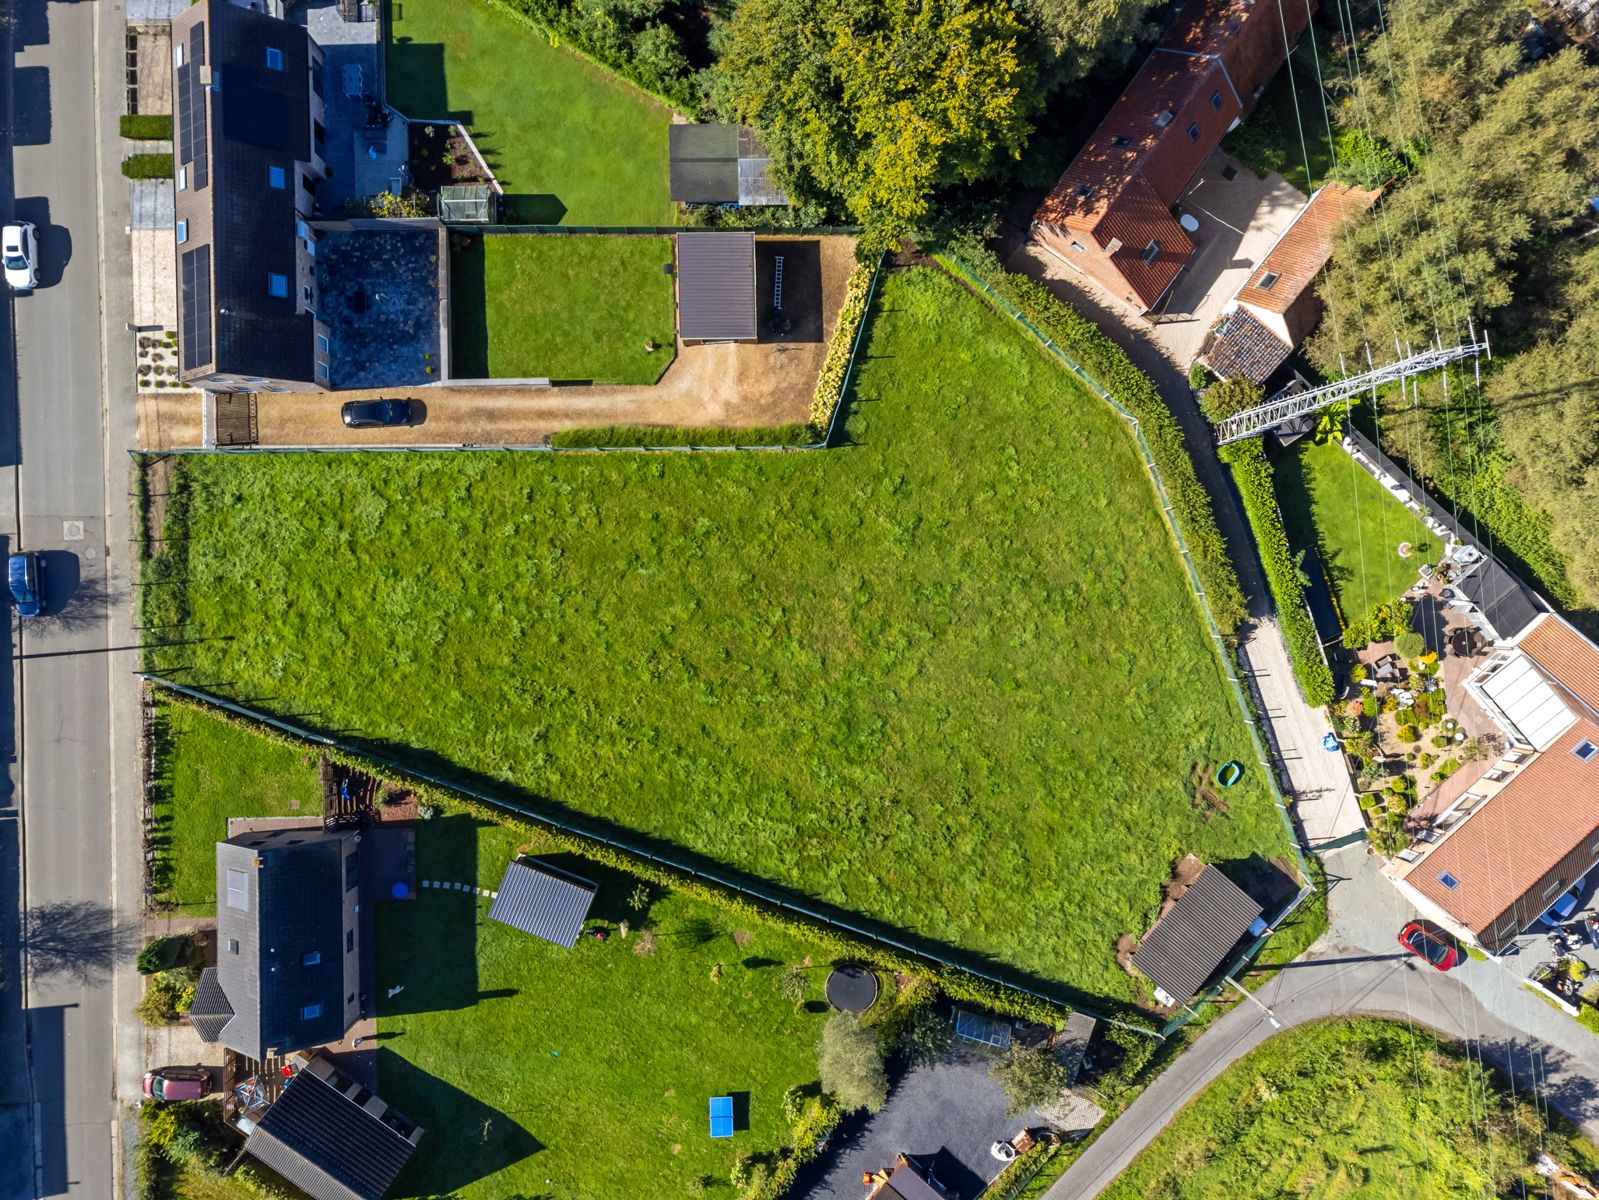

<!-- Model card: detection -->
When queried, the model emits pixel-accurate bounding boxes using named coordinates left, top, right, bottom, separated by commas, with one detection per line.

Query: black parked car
left=341, top=398, right=415, bottom=428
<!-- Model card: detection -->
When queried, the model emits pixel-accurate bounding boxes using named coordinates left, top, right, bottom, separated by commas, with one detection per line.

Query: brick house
left=1031, top=0, right=1314, bottom=312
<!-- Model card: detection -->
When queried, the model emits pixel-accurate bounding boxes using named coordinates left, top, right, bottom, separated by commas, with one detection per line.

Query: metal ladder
left=773, top=256, right=784, bottom=311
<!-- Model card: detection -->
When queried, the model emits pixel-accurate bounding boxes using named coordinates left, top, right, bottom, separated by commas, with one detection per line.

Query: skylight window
left=1187, top=122, right=1201, bottom=141
left=1210, top=90, right=1223, bottom=110
left=265, top=46, right=284, bottom=71
left=1438, top=871, right=1461, bottom=890
left=1074, top=184, right=1093, bottom=198
left=301, top=1003, right=322, bottom=1020
left=1258, top=271, right=1280, bottom=290
left=1574, top=739, right=1598, bottom=762
left=267, top=272, right=288, bottom=299
left=1112, top=135, right=1132, bottom=148
left=1141, top=240, right=1160, bottom=266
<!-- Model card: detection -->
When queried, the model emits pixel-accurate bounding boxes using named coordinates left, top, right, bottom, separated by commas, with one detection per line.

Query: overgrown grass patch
left=147, top=267, right=1291, bottom=1003
left=1277, top=437, right=1437, bottom=629
left=377, top=813, right=836, bottom=1198
left=1101, top=1017, right=1599, bottom=1198
left=386, top=0, right=673, bottom=224
left=449, top=235, right=676, bottom=382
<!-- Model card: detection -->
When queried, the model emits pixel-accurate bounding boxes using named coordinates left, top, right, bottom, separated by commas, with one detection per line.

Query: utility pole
left=1225, top=975, right=1281, bottom=1029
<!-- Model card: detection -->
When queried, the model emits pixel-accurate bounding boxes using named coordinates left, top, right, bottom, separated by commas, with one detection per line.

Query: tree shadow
left=24, top=902, right=140, bottom=983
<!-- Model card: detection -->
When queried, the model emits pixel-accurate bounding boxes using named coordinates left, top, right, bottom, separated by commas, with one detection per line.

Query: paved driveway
left=806, top=1044, right=1038, bottom=1200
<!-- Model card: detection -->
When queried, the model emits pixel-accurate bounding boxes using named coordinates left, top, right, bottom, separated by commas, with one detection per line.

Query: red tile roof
left=1520, top=615, right=1599, bottom=719
left=1234, top=183, right=1380, bottom=321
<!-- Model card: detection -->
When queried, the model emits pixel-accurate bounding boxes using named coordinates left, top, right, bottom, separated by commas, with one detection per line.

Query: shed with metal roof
left=675, top=232, right=758, bottom=343
left=1131, top=864, right=1262, bottom=1006
left=487, top=858, right=598, bottom=949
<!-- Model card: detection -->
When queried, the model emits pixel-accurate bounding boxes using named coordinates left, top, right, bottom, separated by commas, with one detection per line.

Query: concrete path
left=1046, top=845, right=1599, bottom=1199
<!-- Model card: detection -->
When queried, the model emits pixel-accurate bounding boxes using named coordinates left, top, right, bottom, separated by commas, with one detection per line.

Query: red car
left=1399, top=922, right=1459, bottom=971
left=142, top=1066, right=214, bottom=1103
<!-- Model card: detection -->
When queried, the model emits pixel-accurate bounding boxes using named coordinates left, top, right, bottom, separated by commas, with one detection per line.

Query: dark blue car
left=8, top=551, right=43, bottom=616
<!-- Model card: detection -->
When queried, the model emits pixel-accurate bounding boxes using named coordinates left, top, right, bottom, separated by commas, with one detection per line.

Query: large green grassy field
left=152, top=703, right=321, bottom=915
left=376, top=813, right=837, bottom=1198
left=450, top=235, right=677, bottom=382
left=386, top=0, right=673, bottom=224
left=1277, top=437, right=1437, bottom=629
left=146, top=268, right=1290, bottom=1003
left=1102, top=1017, right=1599, bottom=1198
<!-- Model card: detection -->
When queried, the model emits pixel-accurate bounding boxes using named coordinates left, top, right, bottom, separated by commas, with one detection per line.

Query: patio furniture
left=708, top=1095, right=733, bottom=1139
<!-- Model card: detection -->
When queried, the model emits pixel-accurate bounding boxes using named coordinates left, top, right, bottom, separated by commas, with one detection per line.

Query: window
left=226, top=938, right=239, bottom=955
left=303, top=284, right=313, bottom=304
left=268, top=165, right=286, bottom=189
left=1112, top=135, right=1132, bottom=148
left=302, top=951, right=322, bottom=966
left=176, top=220, right=188, bottom=246
left=1141, top=240, right=1160, bottom=266
left=317, top=361, right=330, bottom=381
left=302, top=172, right=317, bottom=196
left=317, top=334, right=330, bottom=354
left=301, top=1003, right=322, bottom=1020
left=1544, top=878, right=1566, bottom=897
left=346, top=930, right=355, bottom=953
left=347, top=993, right=356, bottom=1005
left=1187, top=122, right=1201, bottom=142
left=1574, top=739, right=1598, bottom=762
left=1069, top=241, right=1085, bottom=253
left=173, top=42, right=185, bottom=68
left=1483, top=769, right=1507, bottom=782
left=1074, top=184, right=1093, bottom=199
left=1210, top=90, right=1223, bottom=110
left=176, top=166, right=187, bottom=191
left=265, top=46, right=284, bottom=71
left=1438, top=871, right=1460, bottom=890
left=225, top=868, right=250, bottom=910
left=1155, top=109, right=1174, bottom=127
left=1258, top=271, right=1280, bottom=290
left=267, top=272, right=288, bottom=298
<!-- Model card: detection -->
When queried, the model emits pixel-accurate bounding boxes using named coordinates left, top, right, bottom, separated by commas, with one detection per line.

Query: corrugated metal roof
left=1131, top=865, right=1262, bottom=1001
left=1202, top=305, right=1292, bottom=382
left=487, top=858, right=598, bottom=949
left=676, top=232, right=757, bottom=341
left=1521, top=615, right=1599, bottom=717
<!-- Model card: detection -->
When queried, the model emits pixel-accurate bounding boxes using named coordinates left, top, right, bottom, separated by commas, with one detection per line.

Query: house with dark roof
left=173, top=0, right=331, bottom=393
left=866, top=1156, right=948, bottom=1200
left=1200, top=182, right=1381, bottom=382
left=189, top=828, right=364, bottom=1061
left=1385, top=613, right=1599, bottom=954
left=487, top=857, right=598, bottom=949
left=243, top=1052, right=423, bottom=1200
left=1031, top=0, right=1313, bottom=312
left=1130, top=864, right=1264, bottom=1006
left=669, top=124, right=788, bottom=207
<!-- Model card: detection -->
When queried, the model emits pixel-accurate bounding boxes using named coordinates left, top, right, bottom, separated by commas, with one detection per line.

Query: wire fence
left=455, top=224, right=862, bottom=237
left=140, top=673, right=1159, bottom=1037
left=934, top=255, right=1318, bottom=1035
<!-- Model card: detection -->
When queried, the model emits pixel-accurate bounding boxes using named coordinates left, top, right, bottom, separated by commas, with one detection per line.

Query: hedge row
left=120, top=114, right=173, bottom=140
left=933, top=250, right=1247, bottom=631
left=1222, top=439, right=1335, bottom=706
left=549, top=423, right=814, bottom=448
left=121, top=153, right=172, bottom=181
left=808, top=260, right=877, bottom=436
left=148, top=688, right=1100, bottom=1030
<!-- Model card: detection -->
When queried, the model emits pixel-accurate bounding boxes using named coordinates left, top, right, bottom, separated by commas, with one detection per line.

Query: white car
left=3, top=222, right=38, bottom=290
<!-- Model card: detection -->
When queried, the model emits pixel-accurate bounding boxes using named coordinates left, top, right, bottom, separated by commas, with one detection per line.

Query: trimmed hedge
left=121, top=153, right=172, bottom=180
left=1222, top=439, right=1336, bottom=706
left=933, top=249, right=1247, bottom=632
left=808, top=259, right=877, bottom=436
left=147, top=687, right=1126, bottom=1031
left=120, top=114, right=173, bottom=140
left=549, top=424, right=814, bottom=449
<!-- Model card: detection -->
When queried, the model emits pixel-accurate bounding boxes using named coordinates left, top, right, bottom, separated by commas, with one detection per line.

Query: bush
left=549, top=424, right=814, bottom=449
left=1431, top=758, right=1461, bottom=783
left=1220, top=439, right=1333, bottom=704
left=1096, top=1023, right=1156, bottom=1098
left=1396, top=724, right=1419, bottom=744
left=1188, top=362, right=1211, bottom=391
left=1199, top=377, right=1263, bottom=424
left=1331, top=128, right=1406, bottom=189
left=1350, top=664, right=1368, bottom=684
left=1361, top=693, right=1378, bottom=717
left=808, top=261, right=876, bottom=436
left=817, top=1013, right=888, bottom=1113
left=493, top=0, right=697, bottom=112
left=120, top=114, right=173, bottom=140
left=1394, top=631, right=1425, bottom=659
left=1418, top=753, right=1436, bottom=768
left=893, top=997, right=952, bottom=1068
left=934, top=246, right=1246, bottom=630
left=136, top=971, right=195, bottom=1026
left=137, top=934, right=198, bottom=975
left=1431, top=734, right=1451, bottom=749
left=1358, top=792, right=1380, bottom=811
left=989, top=1043, right=1068, bottom=1115
left=121, top=153, right=172, bottom=180
left=1579, top=1006, right=1599, bottom=1036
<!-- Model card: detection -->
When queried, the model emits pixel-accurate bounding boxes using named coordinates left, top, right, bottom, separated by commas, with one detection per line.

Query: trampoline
left=825, top=965, right=880, bottom=1013
left=709, top=1095, right=734, bottom=1139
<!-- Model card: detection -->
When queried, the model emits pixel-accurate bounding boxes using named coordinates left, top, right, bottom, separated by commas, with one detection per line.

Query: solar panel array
left=176, top=23, right=209, bottom=189
left=180, top=245, right=212, bottom=372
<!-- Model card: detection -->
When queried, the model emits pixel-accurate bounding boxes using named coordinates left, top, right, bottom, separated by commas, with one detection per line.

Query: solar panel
left=180, top=245, right=213, bottom=372
left=953, top=1009, right=1012, bottom=1049
left=708, top=1095, right=733, bottom=1139
left=176, top=25, right=208, bottom=189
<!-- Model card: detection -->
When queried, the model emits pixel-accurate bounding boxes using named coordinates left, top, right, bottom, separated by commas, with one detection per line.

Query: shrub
left=894, top=998, right=952, bottom=1068
left=120, top=114, right=173, bottom=140
left=989, top=1043, right=1068, bottom=1115
left=1187, top=363, right=1211, bottom=390
left=1394, top=706, right=1418, bottom=727
left=1419, top=753, right=1436, bottom=768
left=1396, top=724, right=1420, bottom=744
left=136, top=934, right=195, bottom=975
left=1360, top=758, right=1385, bottom=785
left=1431, top=758, right=1461, bottom=782
left=550, top=424, right=814, bottom=449
left=776, top=965, right=807, bottom=1005
left=1579, top=1006, right=1599, bottom=1036
left=1220, top=439, right=1333, bottom=703
left=136, top=972, right=193, bottom=1026
left=1361, top=693, right=1378, bottom=720
left=817, top=1013, right=888, bottom=1113
left=934, top=246, right=1246, bottom=630
left=1350, top=664, right=1368, bottom=683
left=121, top=153, right=172, bottom=180
left=808, top=262, right=876, bottom=435
left=1394, top=631, right=1425, bottom=659
left=1096, top=1023, right=1156, bottom=1098
left=1431, top=734, right=1451, bottom=749
left=1199, top=377, right=1263, bottom=424
left=1331, top=128, right=1407, bottom=188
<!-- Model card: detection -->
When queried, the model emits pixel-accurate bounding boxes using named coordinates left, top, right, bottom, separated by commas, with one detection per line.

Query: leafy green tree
left=1199, top=377, right=1262, bottom=424
left=817, top=1013, right=888, bottom=1112
left=1015, top=0, right=1162, bottom=90
left=989, top=1043, right=1068, bottom=1115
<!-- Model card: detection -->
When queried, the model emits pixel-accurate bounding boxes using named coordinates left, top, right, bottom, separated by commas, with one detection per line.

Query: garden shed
left=675, top=232, right=758, bottom=343
left=487, top=858, right=598, bottom=949
left=438, top=184, right=496, bottom=223
left=669, top=123, right=788, bottom=207
left=1131, top=864, right=1263, bottom=1007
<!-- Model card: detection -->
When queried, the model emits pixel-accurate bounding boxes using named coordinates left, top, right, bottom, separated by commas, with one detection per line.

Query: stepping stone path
left=420, top=880, right=498, bottom=899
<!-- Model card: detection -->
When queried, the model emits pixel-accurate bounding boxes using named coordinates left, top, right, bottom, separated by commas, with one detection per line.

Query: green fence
left=934, top=254, right=1316, bottom=1035
left=456, top=224, right=862, bottom=236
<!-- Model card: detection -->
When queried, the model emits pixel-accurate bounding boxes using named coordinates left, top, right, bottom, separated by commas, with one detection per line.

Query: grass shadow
left=446, top=234, right=488, bottom=379
left=376, top=814, right=479, bottom=1016
left=503, top=194, right=568, bottom=225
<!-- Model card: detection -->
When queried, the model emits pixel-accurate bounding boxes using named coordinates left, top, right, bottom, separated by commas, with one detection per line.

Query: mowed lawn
left=153, top=703, right=320, bottom=915
left=147, top=268, right=1290, bottom=1001
left=1102, top=1017, right=1599, bottom=1198
left=376, top=813, right=834, bottom=1198
left=1277, top=437, right=1437, bottom=628
left=450, top=235, right=677, bottom=382
left=386, top=0, right=673, bottom=224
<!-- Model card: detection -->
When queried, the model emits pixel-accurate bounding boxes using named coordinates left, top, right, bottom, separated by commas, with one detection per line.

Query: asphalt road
left=4, top=1, right=139, bottom=1197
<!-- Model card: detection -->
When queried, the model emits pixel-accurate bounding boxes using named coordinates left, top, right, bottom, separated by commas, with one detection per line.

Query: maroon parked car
left=1398, top=921, right=1460, bottom=971
left=142, top=1066, right=214, bottom=1102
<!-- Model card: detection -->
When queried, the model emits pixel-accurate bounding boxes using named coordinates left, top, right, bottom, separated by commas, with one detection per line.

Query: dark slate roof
left=881, top=1162, right=946, bottom=1200
left=1131, top=865, right=1262, bottom=1002
left=246, top=1055, right=420, bottom=1200
left=1202, top=306, right=1292, bottom=383
left=676, top=233, right=757, bottom=341
left=669, top=124, right=788, bottom=206
left=213, top=829, right=355, bottom=1060
left=488, top=858, right=597, bottom=949
left=1458, top=557, right=1545, bottom=643
left=187, top=967, right=235, bottom=1045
